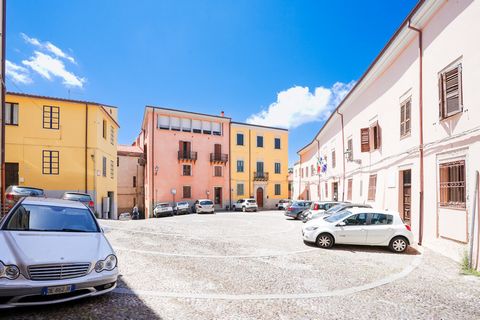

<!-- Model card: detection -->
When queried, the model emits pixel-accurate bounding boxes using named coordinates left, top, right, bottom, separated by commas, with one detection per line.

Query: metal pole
left=0, top=0, right=6, bottom=215
left=469, top=171, right=478, bottom=269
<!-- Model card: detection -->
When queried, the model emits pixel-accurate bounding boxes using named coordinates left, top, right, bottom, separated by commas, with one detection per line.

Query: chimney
left=220, top=111, right=225, bottom=117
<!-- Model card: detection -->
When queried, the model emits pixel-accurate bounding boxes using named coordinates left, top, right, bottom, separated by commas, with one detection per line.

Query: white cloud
left=21, top=33, right=76, bottom=63
left=6, top=60, right=32, bottom=84
left=246, top=81, right=355, bottom=129
left=22, top=51, right=85, bottom=88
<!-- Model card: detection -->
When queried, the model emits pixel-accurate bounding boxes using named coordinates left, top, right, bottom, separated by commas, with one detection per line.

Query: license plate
left=41, top=284, right=75, bottom=296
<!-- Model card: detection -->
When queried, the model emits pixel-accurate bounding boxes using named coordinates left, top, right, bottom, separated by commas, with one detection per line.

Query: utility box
left=102, top=197, right=110, bottom=219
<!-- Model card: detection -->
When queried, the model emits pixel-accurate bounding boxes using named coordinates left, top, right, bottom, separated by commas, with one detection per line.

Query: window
left=325, top=182, right=328, bottom=197
left=5, top=102, right=19, bottom=125
left=43, top=106, right=60, bottom=129
left=274, top=138, right=281, bottom=149
left=257, top=136, right=263, bottom=148
left=133, top=176, right=137, bottom=187
left=274, top=184, right=281, bottom=195
left=332, top=150, right=336, bottom=168
left=117, top=157, right=119, bottom=167
left=439, top=160, right=466, bottom=208
left=237, top=133, right=244, bottom=146
left=110, top=126, right=115, bottom=145
left=183, top=186, right=191, bottom=198
left=310, top=164, right=314, bottom=175
left=214, top=166, right=222, bottom=177
left=344, top=213, right=368, bottom=226
left=370, top=213, right=393, bottom=225
left=182, top=165, right=191, bottom=176
left=181, top=118, right=192, bottom=132
left=439, top=64, right=462, bottom=119
left=237, top=160, right=244, bottom=173
left=159, top=116, right=170, bottom=130
left=275, top=162, right=281, bottom=174
left=102, top=156, right=107, bottom=177
left=347, top=179, right=353, bottom=200
left=212, top=122, right=222, bottom=136
left=192, top=120, right=201, bottom=133
left=170, top=117, right=181, bottom=131
left=42, top=150, right=59, bottom=175
left=237, top=183, right=244, bottom=196
left=360, top=122, right=381, bottom=152
left=400, top=99, right=411, bottom=137
left=347, top=138, right=353, bottom=161
left=202, top=121, right=211, bottom=134
left=368, top=174, right=377, bottom=201
left=110, top=160, right=114, bottom=179
left=305, top=166, right=309, bottom=177
left=256, top=161, right=264, bottom=173
left=301, top=168, right=304, bottom=178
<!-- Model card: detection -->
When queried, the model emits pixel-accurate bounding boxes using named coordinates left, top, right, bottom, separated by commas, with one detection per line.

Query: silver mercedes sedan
left=0, top=197, right=118, bottom=308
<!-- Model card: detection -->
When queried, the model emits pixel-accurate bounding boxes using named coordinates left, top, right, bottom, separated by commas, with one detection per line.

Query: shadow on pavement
left=303, top=240, right=421, bottom=256
left=0, top=277, right=162, bottom=320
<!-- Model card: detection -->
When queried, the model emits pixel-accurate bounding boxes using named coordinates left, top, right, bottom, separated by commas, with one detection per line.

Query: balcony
left=178, top=151, right=198, bottom=162
left=210, top=153, right=228, bottom=163
left=254, top=172, right=269, bottom=181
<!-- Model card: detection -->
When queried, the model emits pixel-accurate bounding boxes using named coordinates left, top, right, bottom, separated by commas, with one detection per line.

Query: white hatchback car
left=194, top=199, right=215, bottom=214
left=302, top=208, right=414, bottom=253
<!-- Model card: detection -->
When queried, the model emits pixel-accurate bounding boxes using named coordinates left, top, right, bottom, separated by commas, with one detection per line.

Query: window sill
left=400, top=133, right=411, bottom=140
left=440, top=110, right=463, bottom=121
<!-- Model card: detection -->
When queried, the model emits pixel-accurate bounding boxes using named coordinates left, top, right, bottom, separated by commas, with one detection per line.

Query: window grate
left=439, top=160, right=466, bottom=208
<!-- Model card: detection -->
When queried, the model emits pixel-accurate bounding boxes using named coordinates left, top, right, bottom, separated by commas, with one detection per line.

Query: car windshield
left=3, top=204, right=99, bottom=232
left=14, top=187, right=44, bottom=197
left=158, top=203, right=170, bottom=208
left=200, top=200, right=213, bottom=205
left=325, top=210, right=352, bottom=223
left=64, top=193, right=91, bottom=202
left=326, top=204, right=346, bottom=214
left=177, top=202, right=188, bottom=206
left=292, top=201, right=305, bottom=207
left=247, top=200, right=256, bottom=203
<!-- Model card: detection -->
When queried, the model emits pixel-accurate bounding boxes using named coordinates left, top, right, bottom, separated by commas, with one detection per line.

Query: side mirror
left=337, top=221, right=346, bottom=227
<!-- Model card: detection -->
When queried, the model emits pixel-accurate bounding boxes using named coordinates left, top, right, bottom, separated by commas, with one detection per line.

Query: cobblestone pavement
left=3, top=211, right=479, bottom=319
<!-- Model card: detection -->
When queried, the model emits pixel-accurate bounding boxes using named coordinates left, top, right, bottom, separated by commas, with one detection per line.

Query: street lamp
left=206, top=190, right=210, bottom=199
left=154, top=165, right=159, bottom=175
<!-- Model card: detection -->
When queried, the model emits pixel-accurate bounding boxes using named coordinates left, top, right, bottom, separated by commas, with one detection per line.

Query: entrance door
left=256, top=187, right=264, bottom=208
left=399, top=170, right=411, bottom=225
left=5, top=163, right=19, bottom=188
left=214, top=187, right=222, bottom=206
left=107, top=191, right=114, bottom=219
left=332, top=182, right=338, bottom=201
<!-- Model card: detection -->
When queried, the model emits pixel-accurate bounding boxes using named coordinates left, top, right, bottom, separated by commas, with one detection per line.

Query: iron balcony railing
left=210, top=153, right=228, bottom=163
left=254, top=172, right=269, bottom=181
left=178, top=151, right=198, bottom=161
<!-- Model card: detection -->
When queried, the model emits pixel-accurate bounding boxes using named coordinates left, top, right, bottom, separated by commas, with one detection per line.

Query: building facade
left=293, top=0, right=480, bottom=267
left=5, top=92, right=119, bottom=218
left=117, top=144, right=145, bottom=217
left=230, top=122, right=289, bottom=208
left=140, top=107, right=231, bottom=217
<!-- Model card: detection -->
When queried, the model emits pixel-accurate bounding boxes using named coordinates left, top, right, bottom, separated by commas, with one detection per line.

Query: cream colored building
left=117, top=144, right=145, bottom=217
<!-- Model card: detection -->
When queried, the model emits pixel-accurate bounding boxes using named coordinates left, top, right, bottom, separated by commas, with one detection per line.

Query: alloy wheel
left=392, top=238, right=407, bottom=252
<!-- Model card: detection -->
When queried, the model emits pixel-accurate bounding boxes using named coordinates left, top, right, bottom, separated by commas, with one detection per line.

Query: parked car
left=153, top=202, right=174, bottom=217
left=0, top=197, right=118, bottom=308
left=192, top=199, right=215, bottom=214
left=304, top=202, right=372, bottom=223
left=4, top=186, right=45, bottom=212
left=174, top=201, right=190, bottom=215
left=302, top=201, right=341, bottom=222
left=62, top=192, right=95, bottom=212
left=284, top=201, right=312, bottom=219
left=302, top=208, right=413, bottom=253
left=233, top=199, right=258, bottom=212
left=276, top=199, right=291, bottom=210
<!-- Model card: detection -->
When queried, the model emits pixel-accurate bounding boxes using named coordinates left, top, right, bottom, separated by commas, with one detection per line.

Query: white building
left=293, top=0, right=480, bottom=267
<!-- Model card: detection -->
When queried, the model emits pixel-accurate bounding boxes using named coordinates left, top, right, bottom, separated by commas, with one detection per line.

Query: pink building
left=139, top=107, right=231, bottom=217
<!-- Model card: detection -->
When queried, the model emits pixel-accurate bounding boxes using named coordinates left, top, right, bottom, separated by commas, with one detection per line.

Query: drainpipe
left=469, top=171, right=479, bottom=269
left=85, top=104, right=88, bottom=193
left=336, top=109, right=346, bottom=202
left=248, top=130, right=251, bottom=197
left=317, top=139, right=320, bottom=200
left=0, top=0, right=6, bottom=214
left=151, top=108, right=155, bottom=218
left=408, top=21, right=424, bottom=246
left=298, top=158, right=302, bottom=200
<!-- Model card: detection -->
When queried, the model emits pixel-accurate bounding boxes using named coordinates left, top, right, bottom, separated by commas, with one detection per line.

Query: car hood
left=0, top=231, right=114, bottom=267
left=304, top=217, right=331, bottom=229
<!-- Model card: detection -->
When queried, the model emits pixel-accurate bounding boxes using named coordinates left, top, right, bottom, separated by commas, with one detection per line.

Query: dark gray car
left=284, top=201, right=312, bottom=219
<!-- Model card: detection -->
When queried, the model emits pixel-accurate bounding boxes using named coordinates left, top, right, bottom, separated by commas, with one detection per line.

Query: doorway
left=5, top=163, right=19, bottom=188
left=399, top=169, right=411, bottom=225
left=108, top=191, right=114, bottom=219
left=256, top=187, right=264, bottom=208
left=214, top=187, right=222, bottom=207
left=332, top=182, right=338, bottom=201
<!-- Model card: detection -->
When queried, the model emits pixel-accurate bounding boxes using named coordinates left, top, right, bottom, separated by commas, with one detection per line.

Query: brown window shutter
left=360, top=128, right=370, bottom=152
left=179, top=141, right=183, bottom=155
left=458, top=64, right=463, bottom=109
left=376, top=123, right=382, bottom=149
left=186, top=141, right=191, bottom=153
left=438, top=73, right=445, bottom=119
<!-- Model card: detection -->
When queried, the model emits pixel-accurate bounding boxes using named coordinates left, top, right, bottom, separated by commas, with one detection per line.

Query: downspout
left=469, top=171, right=478, bottom=269
left=248, top=129, right=251, bottom=197
left=0, top=0, right=6, bottom=214
left=151, top=108, right=155, bottom=218
left=336, top=109, right=346, bottom=202
left=298, top=158, right=302, bottom=200
left=85, top=103, right=88, bottom=193
left=317, top=139, right=320, bottom=200
left=228, top=121, right=231, bottom=210
left=408, top=21, right=424, bottom=246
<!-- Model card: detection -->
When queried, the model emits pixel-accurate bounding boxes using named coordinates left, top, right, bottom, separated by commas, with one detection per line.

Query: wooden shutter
left=361, top=128, right=370, bottom=152
left=376, top=123, right=382, bottom=149
left=214, top=143, right=221, bottom=155
left=186, top=141, right=191, bottom=153
left=438, top=73, right=445, bottom=119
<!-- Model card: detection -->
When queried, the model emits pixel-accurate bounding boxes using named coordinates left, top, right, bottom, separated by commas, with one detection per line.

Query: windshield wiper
left=58, top=228, right=88, bottom=232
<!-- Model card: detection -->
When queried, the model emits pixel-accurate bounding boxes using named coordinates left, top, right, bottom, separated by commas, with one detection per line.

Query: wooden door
left=399, top=169, right=412, bottom=225
left=214, top=144, right=221, bottom=155
left=256, top=187, right=264, bottom=207
left=5, top=163, right=19, bottom=188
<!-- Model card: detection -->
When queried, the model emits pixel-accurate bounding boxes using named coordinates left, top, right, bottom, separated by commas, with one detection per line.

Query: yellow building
left=230, top=122, right=289, bottom=209
left=4, top=92, right=119, bottom=218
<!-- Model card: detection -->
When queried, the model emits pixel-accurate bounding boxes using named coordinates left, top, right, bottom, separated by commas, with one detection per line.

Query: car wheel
left=389, top=236, right=408, bottom=253
left=254, top=209, right=257, bottom=212
left=316, top=233, right=334, bottom=249
left=242, top=207, right=246, bottom=212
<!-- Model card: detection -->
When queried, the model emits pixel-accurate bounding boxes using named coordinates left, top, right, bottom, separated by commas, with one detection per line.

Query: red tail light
left=6, top=194, right=14, bottom=201
left=288, top=207, right=293, bottom=211
left=405, top=224, right=411, bottom=232
left=313, top=204, right=319, bottom=210
left=88, top=201, right=94, bottom=207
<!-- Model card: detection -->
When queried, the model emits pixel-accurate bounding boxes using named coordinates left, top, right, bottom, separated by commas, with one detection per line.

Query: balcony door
left=180, top=141, right=191, bottom=158
left=214, top=143, right=221, bottom=156
left=256, top=161, right=264, bottom=175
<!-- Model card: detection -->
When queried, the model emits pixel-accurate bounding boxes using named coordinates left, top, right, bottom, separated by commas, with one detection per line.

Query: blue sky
left=6, top=0, right=418, bottom=166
